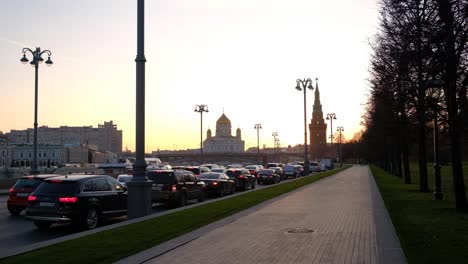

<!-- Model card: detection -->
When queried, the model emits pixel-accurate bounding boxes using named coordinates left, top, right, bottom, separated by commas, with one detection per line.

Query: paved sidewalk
left=117, top=166, right=406, bottom=264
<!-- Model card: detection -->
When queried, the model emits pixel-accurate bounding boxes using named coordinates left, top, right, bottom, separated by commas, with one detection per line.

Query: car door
left=107, top=177, right=127, bottom=212
left=85, top=178, right=116, bottom=215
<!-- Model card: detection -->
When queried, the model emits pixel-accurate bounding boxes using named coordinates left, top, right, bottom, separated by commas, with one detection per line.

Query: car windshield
left=34, top=181, right=78, bottom=196
left=117, top=175, right=132, bottom=182
left=14, top=178, right=43, bottom=188
left=245, top=166, right=257, bottom=170
left=199, top=174, right=220, bottom=180
left=211, top=169, right=224, bottom=173
left=259, top=170, right=274, bottom=175
left=226, top=171, right=242, bottom=177
left=185, top=168, right=200, bottom=174
left=147, top=171, right=175, bottom=184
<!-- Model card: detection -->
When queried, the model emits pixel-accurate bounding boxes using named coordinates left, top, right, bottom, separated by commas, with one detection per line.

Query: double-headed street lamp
left=296, top=78, right=314, bottom=175
left=337, top=126, right=344, bottom=168
left=254, top=124, right=262, bottom=163
left=20, top=47, right=53, bottom=175
left=326, top=113, right=337, bottom=161
left=194, top=104, right=209, bottom=164
left=326, top=113, right=337, bottom=144
left=427, top=80, right=444, bottom=200
left=272, top=132, right=278, bottom=163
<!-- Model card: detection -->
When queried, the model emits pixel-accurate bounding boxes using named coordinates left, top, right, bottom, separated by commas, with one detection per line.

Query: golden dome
left=216, top=113, right=231, bottom=126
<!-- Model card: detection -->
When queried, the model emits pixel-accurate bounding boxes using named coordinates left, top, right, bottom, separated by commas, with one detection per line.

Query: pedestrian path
left=118, top=166, right=406, bottom=264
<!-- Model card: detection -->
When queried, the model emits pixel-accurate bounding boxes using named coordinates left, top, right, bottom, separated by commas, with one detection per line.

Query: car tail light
left=239, top=175, right=245, bottom=179
left=28, top=195, right=37, bottom=201
left=50, top=179, right=63, bottom=183
left=171, top=184, right=177, bottom=192
left=212, top=182, right=218, bottom=186
left=8, top=188, right=16, bottom=195
left=59, top=197, right=78, bottom=203
left=268, top=176, right=273, bottom=178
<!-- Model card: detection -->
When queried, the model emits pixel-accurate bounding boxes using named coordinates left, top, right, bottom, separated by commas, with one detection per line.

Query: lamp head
left=45, top=56, right=53, bottom=66
left=20, top=54, right=29, bottom=64
left=295, top=84, right=302, bottom=91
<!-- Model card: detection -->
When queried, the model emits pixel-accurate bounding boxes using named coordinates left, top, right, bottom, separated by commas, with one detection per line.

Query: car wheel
left=179, top=193, right=187, bottom=207
left=198, top=190, right=206, bottom=202
left=251, top=180, right=256, bottom=189
left=219, top=186, right=224, bottom=197
left=8, top=208, right=22, bottom=216
left=83, top=206, right=100, bottom=230
left=34, top=221, right=51, bottom=230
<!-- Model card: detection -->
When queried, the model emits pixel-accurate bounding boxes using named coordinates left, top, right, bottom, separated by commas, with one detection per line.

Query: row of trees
left=361, top=0, right=467, bottom=209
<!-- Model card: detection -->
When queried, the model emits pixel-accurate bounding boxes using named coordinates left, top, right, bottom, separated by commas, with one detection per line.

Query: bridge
left=156, top=152, right=305, bottom=165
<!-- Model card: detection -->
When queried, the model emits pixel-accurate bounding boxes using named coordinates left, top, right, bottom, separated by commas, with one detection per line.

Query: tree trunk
left=436, top=0, right=467, bottom=210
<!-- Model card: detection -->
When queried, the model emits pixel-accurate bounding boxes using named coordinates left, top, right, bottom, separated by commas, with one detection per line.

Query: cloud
left=0, top=37, right=29, bottom=48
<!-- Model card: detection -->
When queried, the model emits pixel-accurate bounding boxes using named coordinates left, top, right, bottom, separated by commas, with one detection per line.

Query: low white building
left=10, top=144, right=65, bottom=168
left=0, top=138, right=11, bottom=167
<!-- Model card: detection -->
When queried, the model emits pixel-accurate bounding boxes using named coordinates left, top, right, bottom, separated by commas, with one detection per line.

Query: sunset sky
left=0, top=0, right=379, bottom=152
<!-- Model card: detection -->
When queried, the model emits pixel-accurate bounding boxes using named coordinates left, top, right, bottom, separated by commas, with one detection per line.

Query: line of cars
left=6, top=162, right=317, bottom=231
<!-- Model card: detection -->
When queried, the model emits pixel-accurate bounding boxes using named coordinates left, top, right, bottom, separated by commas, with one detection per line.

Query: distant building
left=7, top=120, right=122, bottom=153
left=0, top=136, right=10, bottom=167
left=203, top=113, right=245, bottom=153
left=309, top=81, right=327, bottom=159
left=9, top=144, right=65, bottom=168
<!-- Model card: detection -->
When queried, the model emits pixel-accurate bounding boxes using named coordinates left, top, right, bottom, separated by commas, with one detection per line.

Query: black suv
left=225, top=169, right=256, bottom=191
left=26, top=175, right=127, bottom=230
left=147, top=169, right=206, bottom=207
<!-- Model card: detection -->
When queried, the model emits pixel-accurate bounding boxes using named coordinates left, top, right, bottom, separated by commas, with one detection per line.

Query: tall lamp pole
left=194, top=104, right=208, bottom=164
left=272, top=132, right=278, bottom=163
left=296, top=78, right=314, bottom=175
left=128, top=0, right=152, bottom=219
left=20, top=47, right=53, bottom=175
left=427, top=81, right=443, bottom=200
left=337, top=126, right=344, bottom=168
left=326, top=113, right=337, bottom=160
left=254, top=124, right=262, bottom=163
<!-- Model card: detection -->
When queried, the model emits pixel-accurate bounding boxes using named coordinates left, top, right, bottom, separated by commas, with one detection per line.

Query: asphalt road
left=0, top=178, right=291, bottom=257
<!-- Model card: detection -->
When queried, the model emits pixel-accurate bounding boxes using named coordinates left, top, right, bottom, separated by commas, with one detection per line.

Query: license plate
left=17, top=193, right=29, bottom=197
left=262, top=176, right=267, bottom=179
left=39, top=202, right=55, bottom=207
left=152, top=186, right=162, bottom=191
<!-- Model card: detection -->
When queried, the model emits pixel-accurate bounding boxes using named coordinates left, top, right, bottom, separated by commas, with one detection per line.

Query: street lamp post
left=426, top=81, right=444, bottom=200
left=326, top=113, right=337, bottom=161
left=20, top=47, right=53, bottom=175
left=272, top=132, right=278, bottom=163
left=128, top=0, right=152, bottom=219
left=254, top=123, right=262, bottom=163
left=337, top=126, right=344, bottom=168
left=296, top=78, right=314, bottom=175
left=194, top=104, right=209, bottom=164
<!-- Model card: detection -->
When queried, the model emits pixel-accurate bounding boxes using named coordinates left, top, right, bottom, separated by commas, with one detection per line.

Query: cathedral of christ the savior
left=203, top=113, right=245, bottom=153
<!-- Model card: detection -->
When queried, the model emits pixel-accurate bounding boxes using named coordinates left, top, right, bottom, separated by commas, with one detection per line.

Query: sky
left=0, top=0, right=380, bottom=152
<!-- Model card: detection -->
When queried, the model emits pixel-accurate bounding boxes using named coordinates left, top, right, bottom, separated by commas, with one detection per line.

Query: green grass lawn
left=371, top=162, right=468, bottom=264
left=0, top=167, right=349, bottom=264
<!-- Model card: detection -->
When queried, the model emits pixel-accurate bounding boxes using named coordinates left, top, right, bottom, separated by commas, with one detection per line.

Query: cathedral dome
left=216, top=113, right=231, bottom=126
